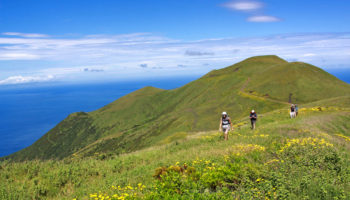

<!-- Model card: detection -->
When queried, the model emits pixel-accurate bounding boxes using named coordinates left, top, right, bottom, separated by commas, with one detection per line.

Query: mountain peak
left=203, top=55, right=287, bottom=79
left=240, top=55, right=288, bottom=64
left=6, top=55, right=350, bottom=161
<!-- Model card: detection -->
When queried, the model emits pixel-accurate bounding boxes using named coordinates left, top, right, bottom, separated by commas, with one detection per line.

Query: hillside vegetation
left=1, top=55, right=350, bottom=199
left=6, top=55, right=350, bottom=161
left=1, top=98, right=350, bottom=199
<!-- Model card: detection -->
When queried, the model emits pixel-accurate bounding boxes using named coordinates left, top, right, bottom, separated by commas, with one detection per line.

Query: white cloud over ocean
left=0, top=32, right=349, bottom=85
left=0, top=75, right=55, bottom=85
left=2, top=32, right=49, bottom=38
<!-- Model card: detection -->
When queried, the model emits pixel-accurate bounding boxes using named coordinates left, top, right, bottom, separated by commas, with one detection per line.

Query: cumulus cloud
left=0, top=75, right=55, bottom=85
left=185, top=50, right=215, bottom=56
left=247, top=15, right=281, bottom=22
left=2, top=32, right=49, bottom=38
left=223, top=1, right=263, bottom=11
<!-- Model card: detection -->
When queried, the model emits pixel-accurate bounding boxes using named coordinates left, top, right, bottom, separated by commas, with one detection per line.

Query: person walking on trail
left=219, top=112, right=233, bottom=141
left=249, top=110, right=257, bottom=130
left=290, top=104, right=296, bottom=118
left=295, top=104, right=299, bottom=117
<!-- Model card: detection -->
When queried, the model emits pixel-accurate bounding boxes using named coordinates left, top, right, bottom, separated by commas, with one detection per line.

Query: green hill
left=1, top=55, right=350, bottom=199
left=5, top=55, right=350, bottom=161
left=1, top=96, right=350, bottom=199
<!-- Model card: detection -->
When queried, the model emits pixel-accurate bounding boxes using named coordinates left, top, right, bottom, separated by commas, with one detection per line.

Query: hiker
left=290, top=104, right=296, bottom=118
left=219, top=112, right=233, bottom=141
left=249, top=110, right=257, bottom=130
left=295, top=104, right=299, bottom=117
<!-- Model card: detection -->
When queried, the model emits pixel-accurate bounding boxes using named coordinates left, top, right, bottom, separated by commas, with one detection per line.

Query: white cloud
left=303, top=53, right=316, bottom=57
left=0, top=32, right=349, bottom=84
left=247, top=15, right=281, bottom=22
left=223, top=1, right=263, bottom=11
left=222, top=0, right=281, bottom=23
left=0, top=75, right=55, bottom=85
left=185, top=50, right=215, bottom=56
left=0, top=53, right=41, bottom=60
left=2, top=32, right=49, bottom=38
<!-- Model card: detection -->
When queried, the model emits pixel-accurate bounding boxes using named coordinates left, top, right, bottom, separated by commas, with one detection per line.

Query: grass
left=1, top=55, right=350, bottom=199
left=6, top=56, right=350, bottom=161
left=1, top=104, right=350, bottom=199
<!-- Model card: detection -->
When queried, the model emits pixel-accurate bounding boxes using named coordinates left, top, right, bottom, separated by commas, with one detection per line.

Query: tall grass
left=1, top=107, right=349, bottom=199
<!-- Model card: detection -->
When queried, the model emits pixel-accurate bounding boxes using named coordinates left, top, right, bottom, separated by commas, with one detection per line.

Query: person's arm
left=219, top=118, right=222, bottom=131
left=229, top=119, right=233, bottom=131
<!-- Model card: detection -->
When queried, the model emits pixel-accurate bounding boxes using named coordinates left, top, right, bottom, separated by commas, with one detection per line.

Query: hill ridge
left=1, top=97, right=350, bottom=199
left=4, top=55, right=350, bottom=161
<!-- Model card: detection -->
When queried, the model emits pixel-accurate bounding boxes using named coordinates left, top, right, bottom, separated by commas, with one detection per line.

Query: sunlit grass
left=1, top=106, right=350, bottom=199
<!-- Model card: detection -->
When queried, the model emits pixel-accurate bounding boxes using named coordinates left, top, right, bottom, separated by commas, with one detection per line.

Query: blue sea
left=0, top=70, right=349, bottom=158
left=0, top=77, right=199, bottom=157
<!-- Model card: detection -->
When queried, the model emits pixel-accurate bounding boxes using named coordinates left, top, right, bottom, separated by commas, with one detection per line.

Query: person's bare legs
left=224, top=129, right=229, bottom=141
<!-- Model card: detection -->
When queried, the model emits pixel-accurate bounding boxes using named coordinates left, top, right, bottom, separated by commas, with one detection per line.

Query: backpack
left=250, top=112, right=257, bottom=120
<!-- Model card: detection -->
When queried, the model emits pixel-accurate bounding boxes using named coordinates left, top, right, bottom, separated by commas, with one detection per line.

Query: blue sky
left=0, top=0, right=349, bottom=85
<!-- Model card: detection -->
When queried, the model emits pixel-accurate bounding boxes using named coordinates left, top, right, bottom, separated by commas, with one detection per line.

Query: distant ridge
left=5, top=55, right=350, bottom=161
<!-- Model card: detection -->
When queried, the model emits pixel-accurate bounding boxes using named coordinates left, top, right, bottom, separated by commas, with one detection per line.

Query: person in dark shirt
left=249, top=110, right=257, bottom=130
left=295, top=104, right=299, bottom=117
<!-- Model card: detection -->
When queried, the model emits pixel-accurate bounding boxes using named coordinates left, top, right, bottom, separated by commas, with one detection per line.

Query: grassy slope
left=7, top=87, right=165, bottom=160
left=5, top=56, right=350, bottom=162
left=1, top=98, right=349, bottom=199
left=245, top=62, right=350, bottom=103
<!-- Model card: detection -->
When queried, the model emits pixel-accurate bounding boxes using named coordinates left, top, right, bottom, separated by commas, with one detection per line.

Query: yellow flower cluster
left=191, top=158, right=216, bottom=169
left=232, top=144, right=266, bottom=154
left=279, top=137, right=333, bottom=152
left=243, top=134, right=269, bottom=138
left=192, top=159, right=201, bottom=165
left=202, top=135, right=215, bottom=139
left=89, top=183, right=146, bottom=200
left=297, top=129, right=331, bottom=140
left=111, top=183, right=146, bottom=192
left=232, top=122, right=247, bottom=128
left=201, top=132, right=222, bottom=139
left=89, top=192, right=111, bottom=200
left=237, top=91, right=266, bottom=102
left=299, top=106, right=347, bottom=112
left=192, top=158, right=209, bottom=166
left=336, top=133, right=350, bottom=142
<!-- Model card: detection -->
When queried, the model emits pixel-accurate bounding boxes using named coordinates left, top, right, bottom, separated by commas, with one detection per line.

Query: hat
left=251, top=110, right=255, bottom=113
left=222, top=111, right=227, bottom=115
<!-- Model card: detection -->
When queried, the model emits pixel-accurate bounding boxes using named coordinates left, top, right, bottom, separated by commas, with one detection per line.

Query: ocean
left=0, top=77, right=199, bottom=157
left=0, top=70, right=349, bottom=158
